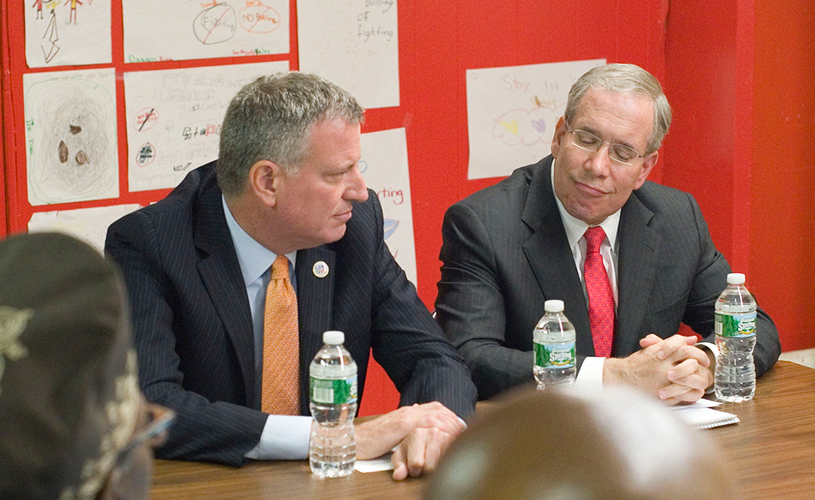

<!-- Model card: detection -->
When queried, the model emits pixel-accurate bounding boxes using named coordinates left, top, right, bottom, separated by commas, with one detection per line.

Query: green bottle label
left=715, top=312, right=756, bottom=338
left=535, top=341, right=576, bottom=369
left=310, top=375, right=358, bottom=405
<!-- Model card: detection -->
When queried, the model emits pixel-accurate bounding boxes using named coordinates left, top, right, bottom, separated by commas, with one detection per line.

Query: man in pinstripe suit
left=106, top=72, right=476, bottom=480
left=436, top=64, right=780, bottom=402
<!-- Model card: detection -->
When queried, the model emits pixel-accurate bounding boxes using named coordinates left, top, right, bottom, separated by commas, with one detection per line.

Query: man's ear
left=248, top=160, right=284, bottom=207
left=551, top=116, right=567, bottom=159
left=634, top=151, right=658, bottom=190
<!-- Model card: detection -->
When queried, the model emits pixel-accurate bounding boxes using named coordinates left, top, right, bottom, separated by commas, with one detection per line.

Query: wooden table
left=150, top=360, right=815, bottom=500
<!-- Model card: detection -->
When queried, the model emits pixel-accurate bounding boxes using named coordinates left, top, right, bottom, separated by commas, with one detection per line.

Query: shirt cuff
left=695, top=341, right=719, bottom=394
left=574, top=356, right=605, bottom=390
left=244, top=415, right=312, bottom=460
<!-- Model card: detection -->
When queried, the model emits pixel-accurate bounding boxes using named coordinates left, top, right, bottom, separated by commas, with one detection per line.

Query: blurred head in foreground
left=0, top=232, right=173, bottom=500
left=425, top=386, right=738, bottom=500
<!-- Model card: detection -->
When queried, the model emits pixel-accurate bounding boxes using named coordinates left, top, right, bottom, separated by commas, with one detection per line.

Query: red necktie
left=261, top=255, right=300, bottom=415
left=583, top=227, right=615, bottom=357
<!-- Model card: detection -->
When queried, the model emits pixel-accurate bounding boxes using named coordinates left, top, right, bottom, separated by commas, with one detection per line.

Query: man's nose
left=345, top=165, right=369, bottom=202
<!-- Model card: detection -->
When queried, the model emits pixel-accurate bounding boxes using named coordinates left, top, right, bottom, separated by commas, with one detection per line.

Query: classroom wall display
left=25, top=0, right=112, bottom=68
left=122, top=0, right=290, bottom=62
left=24, top=68, right=119, bottom=205
left=466, top=59, right=605, bottom=180
left=359, top=128, right=416, bottom=284
left=297, top=0, right=399, bottom=109
left=28, top=204, right=142, bottom=253
left=124, top=60, right=288, bottom=191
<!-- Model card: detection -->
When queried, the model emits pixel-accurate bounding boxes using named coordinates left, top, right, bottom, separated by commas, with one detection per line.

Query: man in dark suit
left=106, top=72, right=476, bottom=480
left=436, top=63, right=780, bottom=402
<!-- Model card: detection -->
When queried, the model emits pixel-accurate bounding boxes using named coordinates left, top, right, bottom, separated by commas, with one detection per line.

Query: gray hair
left=564, top=64, right=672, bottom=154
left=217, top=72, right=365, bottom=197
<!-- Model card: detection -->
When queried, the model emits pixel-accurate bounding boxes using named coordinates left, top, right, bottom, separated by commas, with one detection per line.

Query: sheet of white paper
left=466, top=59, right=605, bottom=180
left=122, top=0, right=289, bottom=62
left=24, top=68, right=119, bottom=206
left=124, top=61, right=289, bottom=191
left=355, top=454, right=394, bottom=473
left=25, top=0, right=112, bottom=67
left=359, top=128, right=416, bottom=285
left=28, top=204, right=142, bottom=253
left=298, top=0, right=399, bottom=109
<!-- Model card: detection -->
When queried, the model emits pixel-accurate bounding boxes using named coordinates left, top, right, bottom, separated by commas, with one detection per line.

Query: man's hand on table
left=354, top=401, right=465, bottom=481
left=603, top=333, right=714, bottom=405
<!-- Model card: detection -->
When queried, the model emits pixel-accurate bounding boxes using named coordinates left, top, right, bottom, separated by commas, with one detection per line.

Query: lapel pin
left=312, top=261, right=329, bottom=278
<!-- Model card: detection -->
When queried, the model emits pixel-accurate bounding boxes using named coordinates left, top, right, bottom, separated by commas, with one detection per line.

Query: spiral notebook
left=672, top=401, right=740, bottom=429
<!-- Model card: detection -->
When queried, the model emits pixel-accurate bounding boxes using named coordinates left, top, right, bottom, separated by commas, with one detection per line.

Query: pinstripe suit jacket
left=105, top=162, right=476, bottom=466
left=435, top=156, right=780, bottom=400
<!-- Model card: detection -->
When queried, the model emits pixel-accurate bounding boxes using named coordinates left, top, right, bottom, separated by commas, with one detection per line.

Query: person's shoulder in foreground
left=0, top=232, right=171, bottom=500
left=106, top=71, right=475, bottom=479
left=436, top=62, right=780, bottom=403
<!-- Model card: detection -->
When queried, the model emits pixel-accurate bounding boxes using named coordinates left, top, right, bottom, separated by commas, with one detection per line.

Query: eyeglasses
left=114, top=402, right=175, bottom=470
left=564, top=121, right=647, bottom=166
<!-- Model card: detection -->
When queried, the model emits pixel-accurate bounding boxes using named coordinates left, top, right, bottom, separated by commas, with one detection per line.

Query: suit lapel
left=615, top=191, right=660, bottom=356
left=295, top=246, right=336, bottom=413
left=194, top=185, right=257, bottom=406
left=521, top=160, right=594, bottom=354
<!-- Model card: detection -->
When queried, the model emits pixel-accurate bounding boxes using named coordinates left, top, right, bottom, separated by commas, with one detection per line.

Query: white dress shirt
left=222, top=197, right=311, bottom=460
left=549, top=163, right=717, bottom=390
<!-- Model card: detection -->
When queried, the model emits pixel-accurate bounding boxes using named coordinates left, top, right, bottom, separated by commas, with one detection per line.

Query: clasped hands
left=604, top=333, right=715, bottom=405
left=354, top=401, right=464, bottom=481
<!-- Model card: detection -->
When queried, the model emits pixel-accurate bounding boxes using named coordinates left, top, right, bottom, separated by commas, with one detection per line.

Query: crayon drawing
left=24, top=69, right=119, bottom=205
left=25, top=0, right=112, bottom=67
left=466, top=59, right=605, bottom=180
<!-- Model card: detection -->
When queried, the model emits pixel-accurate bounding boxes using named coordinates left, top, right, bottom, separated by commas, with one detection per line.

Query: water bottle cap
left=544, top=299, right=564, bottom=312
left=322, top=330, right=345, bottom=345
left=727, top=273, right=746, bottom=285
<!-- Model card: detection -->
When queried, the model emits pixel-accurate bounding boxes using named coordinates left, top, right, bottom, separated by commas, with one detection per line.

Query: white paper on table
left=28, top=204, right=142, bottom=253
left=359, top=128, right=416, bottom=286
left=298, top=0, right=399, bottom=109
left=122, top=0, right=289, bottom=63
left=24, top=68, right=119, bottom=206
left=124, top=61, right=289, bottom=192
left=466, top=59, right=605, bottom=180
left=355, top=454, right=394, bottom=473
left=25, top=0, right=112, bottom=68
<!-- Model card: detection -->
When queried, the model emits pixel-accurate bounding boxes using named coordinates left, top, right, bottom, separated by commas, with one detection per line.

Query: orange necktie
left=261, top=255, right=300, bottom=415
left=584, top=227, right=615, bottom=357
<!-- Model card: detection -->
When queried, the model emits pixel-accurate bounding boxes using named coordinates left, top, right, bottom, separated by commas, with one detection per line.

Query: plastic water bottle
left=309, top=330, right=358, bottom=478
left=533, top=300, right=576, bottom=390
left=714, top=273, right=757, bottom=402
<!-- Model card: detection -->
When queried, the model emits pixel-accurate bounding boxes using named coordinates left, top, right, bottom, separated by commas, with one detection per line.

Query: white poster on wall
left=25, top=0, right=112, bottom=67
left=466, top=59, right=605, bottom=180
left=359, top=128, right=416, bottom=285
left=122, top=0, right=289, bottom=62
left=298, top=0, right=399, bottom=109
left=123, top=60, right=289, bottom=192
left=28, top=204, right=142, bottom=253
left=24, top=68, right=119, bottom=205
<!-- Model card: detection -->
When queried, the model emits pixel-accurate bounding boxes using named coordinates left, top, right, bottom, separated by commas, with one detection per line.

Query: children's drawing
left=40, top=9, right=60, bottom=63
left=25, top=0, right=111, bottom=67
left=122, top=0, right=289, bottom=62
left=124, top=61, right=288, bottom=191
left=28, top=204, right=142, bottom=253
left=359, top=128, right=417, bottom=285
left=24, top=69, right=119, bottom=205
left=466, top=59, right=605, bottom=180
left=297, top=0, right=399, bottom=109
left=64, top=0, right=83, bottom=24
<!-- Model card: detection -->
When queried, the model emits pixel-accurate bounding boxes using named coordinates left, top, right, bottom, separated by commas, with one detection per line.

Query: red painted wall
left=750, top=0, right=815, bottom=351
left=663, top=0, right=815, bottom=354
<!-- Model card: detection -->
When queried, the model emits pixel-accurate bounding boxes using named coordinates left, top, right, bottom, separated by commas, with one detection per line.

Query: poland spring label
left=535, top=341, right=576, bottom=369
left=715, top=312, right=757, bottom=338
left=310, top=375, right=358, bottom=405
